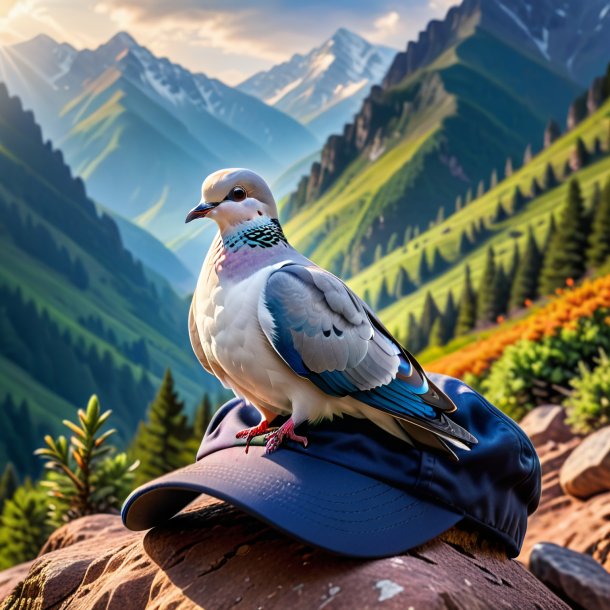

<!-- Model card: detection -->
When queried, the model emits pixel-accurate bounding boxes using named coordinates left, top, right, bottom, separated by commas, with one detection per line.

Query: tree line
left=404, top=176, right=610, bottom=353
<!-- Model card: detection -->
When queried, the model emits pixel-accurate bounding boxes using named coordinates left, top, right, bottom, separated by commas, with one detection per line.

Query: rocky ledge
left=0, top=496, right=566, bottom=610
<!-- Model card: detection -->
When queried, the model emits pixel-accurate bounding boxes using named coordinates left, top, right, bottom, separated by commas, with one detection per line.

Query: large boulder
left=530, top=542, right=610, bottom=610
left=520, top=432, right=610, bottom=562
left=560, top=426, right=610, bottom=499
left=519, top=405, right=574, bottom=448
left=1, top=497, right=568, bottom=609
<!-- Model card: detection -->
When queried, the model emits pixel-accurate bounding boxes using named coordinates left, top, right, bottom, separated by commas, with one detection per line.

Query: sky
left=0, top=0, right=458, bottom=85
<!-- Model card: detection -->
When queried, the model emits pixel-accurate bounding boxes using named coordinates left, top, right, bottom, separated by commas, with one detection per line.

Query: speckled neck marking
left=222, top=218, right=288, bottom=252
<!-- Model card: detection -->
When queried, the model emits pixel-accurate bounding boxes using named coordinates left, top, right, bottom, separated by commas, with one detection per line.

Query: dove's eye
left=229, top=186, right=247, bottom=202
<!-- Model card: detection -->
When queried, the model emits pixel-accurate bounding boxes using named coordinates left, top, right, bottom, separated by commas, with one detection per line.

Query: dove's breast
left=194, top=263, right=303, bottom=415
left=192, top=250, right=377, bottom=426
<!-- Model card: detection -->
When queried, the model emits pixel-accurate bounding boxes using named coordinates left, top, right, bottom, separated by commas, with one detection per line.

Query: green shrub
left=0, top=482, right=51, bottom=569
left=480, top=311, right=610, bottom=420
left=565, top=351, right=610, bottom=433
left=36, top=395, right=138, bottom=527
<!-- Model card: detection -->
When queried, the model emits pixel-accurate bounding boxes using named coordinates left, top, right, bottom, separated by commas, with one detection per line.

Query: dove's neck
left=221, top=217, right=288, bottom=252
left=207, top=217, right=295, bottom=282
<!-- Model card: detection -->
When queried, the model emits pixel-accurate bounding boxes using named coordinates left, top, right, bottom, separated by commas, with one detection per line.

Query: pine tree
left=505, top=157, right=514, bottom=178
left=376, top=277, right=392, bottom=309
left=403, top=225, right=413, bottom=246
left=132, top=369, right=191, bottom=486
left=362, top=288, right=373, bottom=307
left=417, top=250, right=430, bottom=284
left=477, top=247, right=497, bottom=324
left=523, top=144, right=533, bottom=165
left=428, top=316, right=446, bottom=348
left=530, top=177, right=542, bottom=198
left=491, top=263, right=510, bottom=320
left=373, top=244, right=383, bottom=263
left=510, top=226, right=542, bottom=309
left=542, top=162, right=558, bottom=190
left=419, top=291, right=440, bottom=340
left=393, top=267, right=416, bottom=298
left=510, top=186, right=526, bottom=214
left=507, top=240, right=520, bottom=285
left=587, top=178, right=610, bottom=267
left=540, top=178, right=588, bottom=294
left=36, top=396, right=137, bottom=526
left=570, top=137, right=590, bottom=171
left=455, top=195, right=463, bottom=212
left=436, top=206, right=445, bottom=225
left=430, top=247, right=447, bottom=275
left=193, top=394, right=215, bottom=440
left=456, top=265, right=477, bottom=335
left=431, top=291, right=458, bottom=347
left=490, top=169, right=498, bottom=189
left=405, top=312, right=423, bottom=354
left=458, top=229, right=471, bottom=255
left=0, top=463, right=18, bottom=511
left=476, top=180, right=485, bottom=199
left=387, top=232, right=398, bottom=253
left=544, top=214, right=557, bottom=252
left=544, top=119, right=561, bottom=148
left=494, top=200, right=509, bottom=223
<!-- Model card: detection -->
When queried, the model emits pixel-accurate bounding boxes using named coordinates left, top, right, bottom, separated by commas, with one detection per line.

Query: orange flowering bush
left=427, top=274, right=610, bottom=379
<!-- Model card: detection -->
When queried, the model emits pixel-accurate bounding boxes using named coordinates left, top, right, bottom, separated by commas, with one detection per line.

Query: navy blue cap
left=121, top=374, right=541, bottom=558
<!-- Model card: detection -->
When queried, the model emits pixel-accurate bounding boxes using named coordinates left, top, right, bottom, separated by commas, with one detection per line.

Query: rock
left=593, top=536, right=610, bottom=573
left=0, top=497, right=568, bottom=610
left=530, top=542, right=610, bottom=610
left=560, top=426, right=610, bottom=499
left=0, top=561, right=34, bottom=603
left=519, top=405, right=573, bottom=447
left=521, top=436, right=610, bottom=562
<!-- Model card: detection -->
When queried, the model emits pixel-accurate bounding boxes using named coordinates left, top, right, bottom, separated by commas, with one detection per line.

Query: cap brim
left=122, top=446, right=462, bottom=558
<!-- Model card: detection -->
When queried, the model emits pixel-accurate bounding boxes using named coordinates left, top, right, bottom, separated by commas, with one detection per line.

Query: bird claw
left=236, top=420, right=269, bottom=454
left=265, top=419, right=308, bottom=454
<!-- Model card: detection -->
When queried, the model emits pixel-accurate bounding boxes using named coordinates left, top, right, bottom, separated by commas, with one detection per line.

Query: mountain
left=466, top=0, right=610, bottom=86
left=0, top=32, right=318, bottom=277
left=238, top=28, right=396, bottom=141
left=103, top=208, right=196, bottom=295
left=282, top=0, right=583, bottom=275
left=0, top=83, right=217, bottom=476
left=346, top=69, right=610, bottom=336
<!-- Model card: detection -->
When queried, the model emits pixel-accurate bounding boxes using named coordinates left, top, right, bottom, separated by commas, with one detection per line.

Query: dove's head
left=185, top=168, right=278, bottom=232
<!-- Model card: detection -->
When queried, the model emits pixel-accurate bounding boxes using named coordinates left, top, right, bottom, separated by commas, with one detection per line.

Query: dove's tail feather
left=397, top=422, right=461, bottom=461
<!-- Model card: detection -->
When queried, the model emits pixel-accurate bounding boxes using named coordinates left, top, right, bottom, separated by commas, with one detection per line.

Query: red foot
left=265, top=419, right=308, bottom=454
left=236, top=420, right=269, bottom=454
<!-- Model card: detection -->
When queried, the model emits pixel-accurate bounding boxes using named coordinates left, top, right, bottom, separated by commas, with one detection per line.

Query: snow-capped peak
left=237, top=28, right=396, bottom=139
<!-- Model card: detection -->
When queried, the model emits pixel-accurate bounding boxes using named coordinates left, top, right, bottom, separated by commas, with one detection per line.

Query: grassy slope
left=346, top=98, right=610, bottom=334
left=284, top=29, right=579, bottom=274
left=0, top=100, right=216, bottom=441
left=284, top=76, right=453, bottom=270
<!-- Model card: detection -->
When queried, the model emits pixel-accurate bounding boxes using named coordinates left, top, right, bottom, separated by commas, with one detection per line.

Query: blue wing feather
left=261, top=264, right=476, bottom=447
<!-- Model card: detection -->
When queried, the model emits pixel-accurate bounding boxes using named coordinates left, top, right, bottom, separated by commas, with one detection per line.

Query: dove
left=186, top=168, right=477, bottom=459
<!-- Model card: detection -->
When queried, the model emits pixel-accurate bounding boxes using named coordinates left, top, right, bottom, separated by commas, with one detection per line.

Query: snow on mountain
left=480, top=0, right=610, bottom=85
left=238, top=28, right=396, bottom=140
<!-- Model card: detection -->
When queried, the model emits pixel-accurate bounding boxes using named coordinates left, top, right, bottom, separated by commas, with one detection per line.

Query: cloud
left=0, top=0, right=18, bottom=17
left=94, top=1, right=309, bottom=63
left=375, top=10, right=400, bottom=33
left=428, top=0, right=459, bottom=12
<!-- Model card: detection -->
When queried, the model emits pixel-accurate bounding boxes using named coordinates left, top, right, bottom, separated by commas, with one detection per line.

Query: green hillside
left=346, top=94, right=610, bottom=336
left=284, top=26, right=579, bottom=276
left=0, top=84, right=217, bottom=476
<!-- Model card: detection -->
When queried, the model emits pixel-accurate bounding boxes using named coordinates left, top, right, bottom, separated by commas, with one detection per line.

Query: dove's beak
left=185, top=201, right=218, bottom=223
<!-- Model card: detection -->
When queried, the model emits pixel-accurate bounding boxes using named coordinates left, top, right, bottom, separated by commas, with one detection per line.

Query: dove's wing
left=259, top=264, right=477, bottom=452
